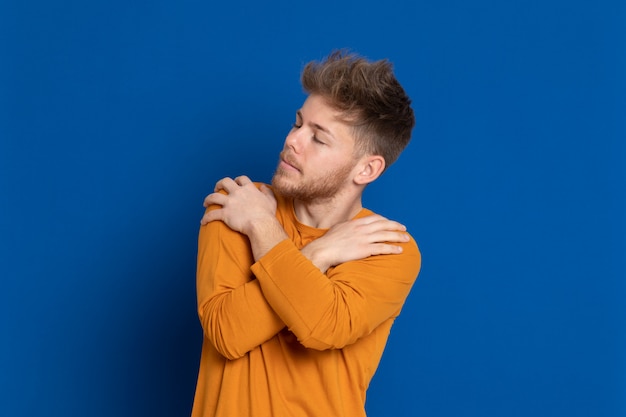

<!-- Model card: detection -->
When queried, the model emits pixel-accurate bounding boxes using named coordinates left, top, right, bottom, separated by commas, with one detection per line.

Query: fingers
left=375, top=218, right=407, bottom=232
left=206, top=176, right=256, bottom=207
left=373, top=230, right=410, bottom=244
left=205, top=192, right=228, bottom=207
left=259, top=184, right=276, bottom=200
left=203, top=191, right=228, bottom=208
left=213, top=175, right=253, bottom=192
left=351, top=217, right=407, bottom=237
left=200, top=207, right=222, bottom=225
left=234, top=175, right=252, bottom=185
left=354, top=215, right=407, bottom=231
left=369, top=242, right=404, bottom=255
left=213, top=177, right=236, bottom=193
left=346, top=216, right=410, bottom=246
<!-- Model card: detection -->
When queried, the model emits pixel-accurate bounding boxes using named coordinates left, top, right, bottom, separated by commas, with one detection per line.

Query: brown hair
left=301, top=50, right=415, bottom=170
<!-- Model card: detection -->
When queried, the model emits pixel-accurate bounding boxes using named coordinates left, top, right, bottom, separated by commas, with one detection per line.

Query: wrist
left=301, top=241, right=331, bottom=273
left=244, top=215, right=279, bottom=238
left=245, top=216, right=288, bottom=262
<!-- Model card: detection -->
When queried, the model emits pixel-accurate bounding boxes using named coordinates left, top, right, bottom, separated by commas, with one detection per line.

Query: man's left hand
left=200, top=176, right=277, bottom=236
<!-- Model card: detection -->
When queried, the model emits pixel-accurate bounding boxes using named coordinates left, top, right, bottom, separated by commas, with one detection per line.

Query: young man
left=191, top=51, right=421, bottom=417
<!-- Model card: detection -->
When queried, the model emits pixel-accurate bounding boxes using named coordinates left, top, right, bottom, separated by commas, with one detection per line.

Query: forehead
left=300, top=95, right=355, bottom=139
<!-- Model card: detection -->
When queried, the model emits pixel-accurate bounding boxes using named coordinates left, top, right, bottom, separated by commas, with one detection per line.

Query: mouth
left=279, top=152, right=301, bottom=172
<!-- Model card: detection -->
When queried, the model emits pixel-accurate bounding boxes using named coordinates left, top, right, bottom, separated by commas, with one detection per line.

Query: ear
left=354, top=155, right=386, bottom=185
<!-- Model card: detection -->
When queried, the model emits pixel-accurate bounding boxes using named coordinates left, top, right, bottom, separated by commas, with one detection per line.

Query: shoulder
left=357, top=207, right=421, bottom=272
left=357, top=207, right=420, bottom=248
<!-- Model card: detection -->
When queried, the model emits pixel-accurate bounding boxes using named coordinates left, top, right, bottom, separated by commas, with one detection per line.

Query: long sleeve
left=196, top=214, right=285, bottom=360
left=250, top=235, right=421, bottom=350
left=192, top=195, right=423, bottom=417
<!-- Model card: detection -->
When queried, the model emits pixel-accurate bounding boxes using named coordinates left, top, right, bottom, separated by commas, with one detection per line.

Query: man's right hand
left=300, top=215, right=411, bottom=273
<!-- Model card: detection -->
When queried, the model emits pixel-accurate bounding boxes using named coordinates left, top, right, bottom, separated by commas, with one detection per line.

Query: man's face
left=272, top=95, right=359, bottom=203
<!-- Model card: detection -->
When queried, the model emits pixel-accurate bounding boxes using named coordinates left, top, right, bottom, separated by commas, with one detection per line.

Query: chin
left=271, top=177, right=303, bottom=200
left=271, top=174, right=291, bottom=192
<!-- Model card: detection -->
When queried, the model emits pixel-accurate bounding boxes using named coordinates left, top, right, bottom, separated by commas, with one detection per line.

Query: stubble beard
left=271, top=158, right=356, bottom=203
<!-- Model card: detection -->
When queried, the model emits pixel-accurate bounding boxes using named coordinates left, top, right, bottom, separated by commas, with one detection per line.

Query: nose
left=284, top=127, right=304, bottom=154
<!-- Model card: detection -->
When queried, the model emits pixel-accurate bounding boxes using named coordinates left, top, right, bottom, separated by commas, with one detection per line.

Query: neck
left=293, top=193, right=364, bottom=229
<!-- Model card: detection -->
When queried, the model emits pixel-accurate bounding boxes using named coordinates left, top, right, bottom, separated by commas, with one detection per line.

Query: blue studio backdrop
left=1, top=1, right=624, bottom=416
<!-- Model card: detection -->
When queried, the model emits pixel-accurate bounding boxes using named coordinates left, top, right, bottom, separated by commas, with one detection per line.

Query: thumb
left=260, top=184, right=275, bottom=198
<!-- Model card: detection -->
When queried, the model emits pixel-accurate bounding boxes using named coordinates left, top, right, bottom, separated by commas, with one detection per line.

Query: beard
left=271, top=153, right=357, bottom=203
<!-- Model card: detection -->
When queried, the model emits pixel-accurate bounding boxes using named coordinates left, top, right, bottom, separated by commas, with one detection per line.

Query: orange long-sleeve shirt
left=191, top=188, right=421, bottom=417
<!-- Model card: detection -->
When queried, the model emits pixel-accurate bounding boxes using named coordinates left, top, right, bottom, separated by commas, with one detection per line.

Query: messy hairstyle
left=301, top=50, right=415, bottom=170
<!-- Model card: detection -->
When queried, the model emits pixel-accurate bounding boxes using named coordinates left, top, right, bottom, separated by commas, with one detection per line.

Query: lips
left=279, top=151, right=301, bottom=172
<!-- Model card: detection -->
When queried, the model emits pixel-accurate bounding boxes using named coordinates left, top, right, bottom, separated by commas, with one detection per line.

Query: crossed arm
left=197, top=176, right=419, bottom=359
left=201, top=176, right=410, bottom=269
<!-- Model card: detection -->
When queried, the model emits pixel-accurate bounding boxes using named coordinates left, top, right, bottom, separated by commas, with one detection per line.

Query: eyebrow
left=297, top=110, right=335, bottom=139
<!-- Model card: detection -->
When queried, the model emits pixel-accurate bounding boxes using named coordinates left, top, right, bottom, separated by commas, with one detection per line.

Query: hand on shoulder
left=200, top=176, right=277, bottom=236
left=301, top=214, right=411, bottom=273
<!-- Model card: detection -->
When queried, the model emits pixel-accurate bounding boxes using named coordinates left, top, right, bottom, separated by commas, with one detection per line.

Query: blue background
left=1, top=0, right=624, bottom=416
